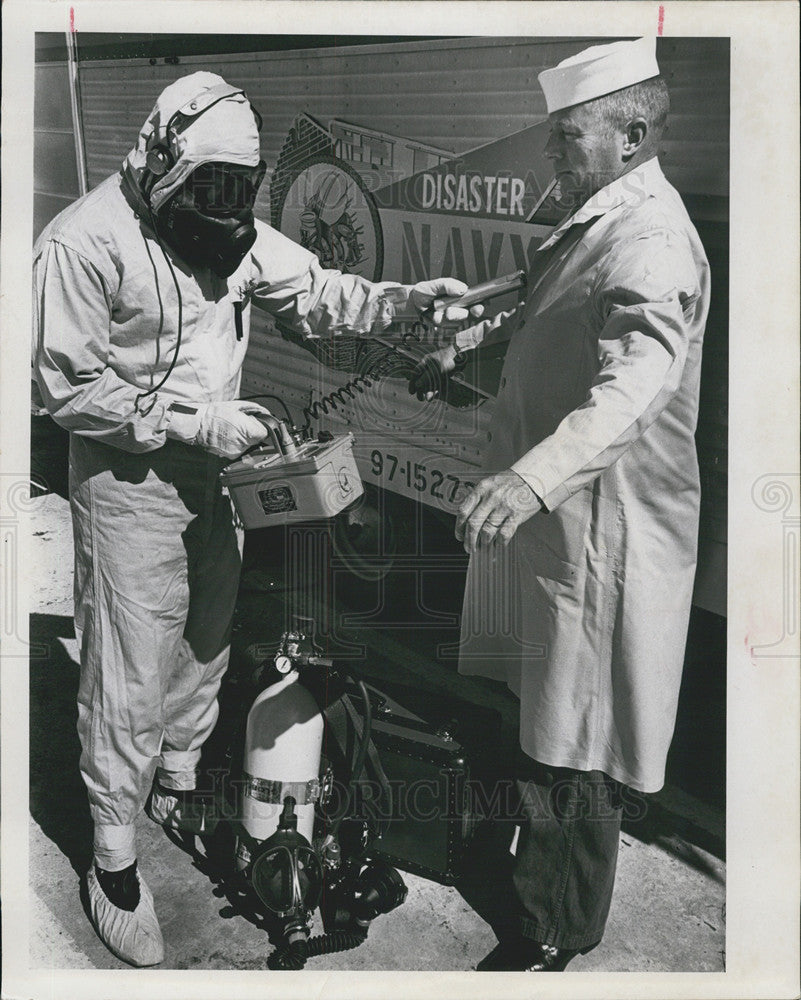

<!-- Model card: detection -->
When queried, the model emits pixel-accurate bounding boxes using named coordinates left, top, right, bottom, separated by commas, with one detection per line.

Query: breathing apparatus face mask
left=249, top=797, right=324, bottom=938
left=157, top=160, right=266, bottom=278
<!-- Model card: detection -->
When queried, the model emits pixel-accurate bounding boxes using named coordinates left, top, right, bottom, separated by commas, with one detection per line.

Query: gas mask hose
left=268, top=928, right=368, bottom=970
left=267, top=859, right=408, bottom=969
left=326, top=676, right=372, bottom=841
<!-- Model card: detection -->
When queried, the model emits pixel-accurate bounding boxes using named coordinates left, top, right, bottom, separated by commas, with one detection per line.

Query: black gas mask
left=157, top=160, right=266, bottom=278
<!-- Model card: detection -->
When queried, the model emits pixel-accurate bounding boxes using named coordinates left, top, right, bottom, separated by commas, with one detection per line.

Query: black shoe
left=476, top=936, right=581, bottom=971
left=94, top=860, right=141, bottom=911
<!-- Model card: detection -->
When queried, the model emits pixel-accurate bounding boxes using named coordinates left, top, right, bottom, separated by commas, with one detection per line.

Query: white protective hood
left=122, top=71, right=261, bottom=213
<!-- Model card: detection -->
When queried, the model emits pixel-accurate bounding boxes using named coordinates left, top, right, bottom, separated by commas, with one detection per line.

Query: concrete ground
left=27, top=491, right=725, bottom=973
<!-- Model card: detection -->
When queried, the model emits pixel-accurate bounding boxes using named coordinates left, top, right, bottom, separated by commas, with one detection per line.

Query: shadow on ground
left=29, top=612, right=93, bottom=875
left=30, top=414, right=70, bottom=501
left=29, top=581, right=724, bottom=956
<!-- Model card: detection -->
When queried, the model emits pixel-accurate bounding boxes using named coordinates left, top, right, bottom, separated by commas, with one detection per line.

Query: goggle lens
left=188, top=161, right=266, bottom=216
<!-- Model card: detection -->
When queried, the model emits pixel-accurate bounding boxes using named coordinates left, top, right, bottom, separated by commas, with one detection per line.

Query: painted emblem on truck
left=280, top=160, right=379, bottom=276
left=271, top=115, right=387, bottom=281
left=270, top=112, right=562, bottom=290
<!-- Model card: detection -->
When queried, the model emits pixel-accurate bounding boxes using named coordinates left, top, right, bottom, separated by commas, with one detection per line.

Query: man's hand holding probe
left=407, top=343, right=463, bottom=401
left=406, top=279, right=485, bottom=400
left=408, top=277, right=485, bottom=326
left=408, top=270, right=527, bottom=399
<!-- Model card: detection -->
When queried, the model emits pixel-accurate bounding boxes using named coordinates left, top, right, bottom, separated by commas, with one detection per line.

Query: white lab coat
left=457, top=158, right=710, bottom=793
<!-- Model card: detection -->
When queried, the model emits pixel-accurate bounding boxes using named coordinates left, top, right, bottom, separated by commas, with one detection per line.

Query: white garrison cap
left=538, top=37, right=660, bottom=114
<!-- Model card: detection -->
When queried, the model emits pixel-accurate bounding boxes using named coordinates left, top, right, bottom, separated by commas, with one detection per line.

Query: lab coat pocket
left=520, top=487, right=593, bottom=586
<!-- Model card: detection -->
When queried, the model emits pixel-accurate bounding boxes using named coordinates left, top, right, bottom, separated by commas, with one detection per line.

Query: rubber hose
left=328, top=677, right=373, bottom=839
left=269, top=939, right=308, bottom=970
left=270, top=929, right=367, bottom=969
left=306, top=929, right=368, bottom=956
left=350, top=679, right=373, bottom=788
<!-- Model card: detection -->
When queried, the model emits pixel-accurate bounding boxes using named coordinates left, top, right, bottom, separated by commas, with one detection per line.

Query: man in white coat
left=410, top=37, right=710, bottom=970
left=32, top=71, right=475, bottom=967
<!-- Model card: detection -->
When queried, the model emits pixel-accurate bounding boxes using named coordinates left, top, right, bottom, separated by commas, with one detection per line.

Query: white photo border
left=2, top=2, right=799, bottom=998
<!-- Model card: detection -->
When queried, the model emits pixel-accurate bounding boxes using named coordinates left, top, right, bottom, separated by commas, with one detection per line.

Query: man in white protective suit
left=32, top=71, right=477, bottom=967
left=409, top=38, right=710, bottom=971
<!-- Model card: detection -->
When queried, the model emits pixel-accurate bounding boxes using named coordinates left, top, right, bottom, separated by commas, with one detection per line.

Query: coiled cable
left=300, top=328, right=423, bottom=434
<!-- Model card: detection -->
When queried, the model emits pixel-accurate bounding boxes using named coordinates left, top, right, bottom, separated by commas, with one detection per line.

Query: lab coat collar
left=537, top=156, right=664, bottom=252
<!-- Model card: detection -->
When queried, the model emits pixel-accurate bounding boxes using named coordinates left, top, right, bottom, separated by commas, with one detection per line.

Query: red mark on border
left=70, top=7, right=75, bottom=32
left=657, top=5, right=665, bottom=35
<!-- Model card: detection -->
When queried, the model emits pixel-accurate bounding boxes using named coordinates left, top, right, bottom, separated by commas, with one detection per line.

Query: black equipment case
left=324, top=680, right=500, bottom=885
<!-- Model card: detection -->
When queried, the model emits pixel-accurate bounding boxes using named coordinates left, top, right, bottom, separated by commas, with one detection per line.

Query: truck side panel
left=64, top=35, right=729, bottom=614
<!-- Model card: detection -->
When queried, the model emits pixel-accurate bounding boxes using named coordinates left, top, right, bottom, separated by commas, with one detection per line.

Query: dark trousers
left=512, top=762, right=624, bottom=951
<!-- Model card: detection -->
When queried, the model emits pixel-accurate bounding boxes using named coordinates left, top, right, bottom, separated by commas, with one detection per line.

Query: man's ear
left=622, top=117, right=648, bottom=158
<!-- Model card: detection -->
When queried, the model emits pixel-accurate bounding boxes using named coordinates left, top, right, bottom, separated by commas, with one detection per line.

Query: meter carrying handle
left=431, top=269, right=527, bottom=314
left=251, top=413, right=299, bottom=459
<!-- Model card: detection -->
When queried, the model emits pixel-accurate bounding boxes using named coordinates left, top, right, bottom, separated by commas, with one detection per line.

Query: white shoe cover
left=86, top=865, right=165, bottom=967
left=146, top=785, right=219, bottom=835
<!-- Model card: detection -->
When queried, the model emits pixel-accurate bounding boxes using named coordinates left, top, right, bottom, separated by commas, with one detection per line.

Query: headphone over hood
left=122, top=71, right=261, bottom=214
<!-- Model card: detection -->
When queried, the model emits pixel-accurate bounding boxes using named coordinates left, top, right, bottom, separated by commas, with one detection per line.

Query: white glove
left=409, top=278, right=486, bottom=325
left=167, top=400, right=272, bottom=459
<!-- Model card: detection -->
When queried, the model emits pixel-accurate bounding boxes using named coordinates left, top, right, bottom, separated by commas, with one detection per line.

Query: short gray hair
left=588, top=76, right=670, bottom=138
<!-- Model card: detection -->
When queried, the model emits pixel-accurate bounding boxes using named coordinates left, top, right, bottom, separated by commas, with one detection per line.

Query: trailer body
left=34, top=34, right=729, bottom=613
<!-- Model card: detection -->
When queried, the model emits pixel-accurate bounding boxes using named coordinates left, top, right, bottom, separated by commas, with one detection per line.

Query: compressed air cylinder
left=236, top=670, right=324, bottom=870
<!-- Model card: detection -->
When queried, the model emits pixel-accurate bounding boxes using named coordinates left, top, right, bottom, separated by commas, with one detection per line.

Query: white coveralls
left=32, top=75, right=410, bottom=870
left=456, top=158, right=710, bottom=794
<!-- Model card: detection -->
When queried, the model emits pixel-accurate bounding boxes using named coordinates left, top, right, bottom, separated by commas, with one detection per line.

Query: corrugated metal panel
left=34, top=131, right=80, bottom=197
left=33, top=60, right=83, bottom=240
left=78, top=36, right=729, bottom=206
left=71, top=35, right=729, bottom=612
